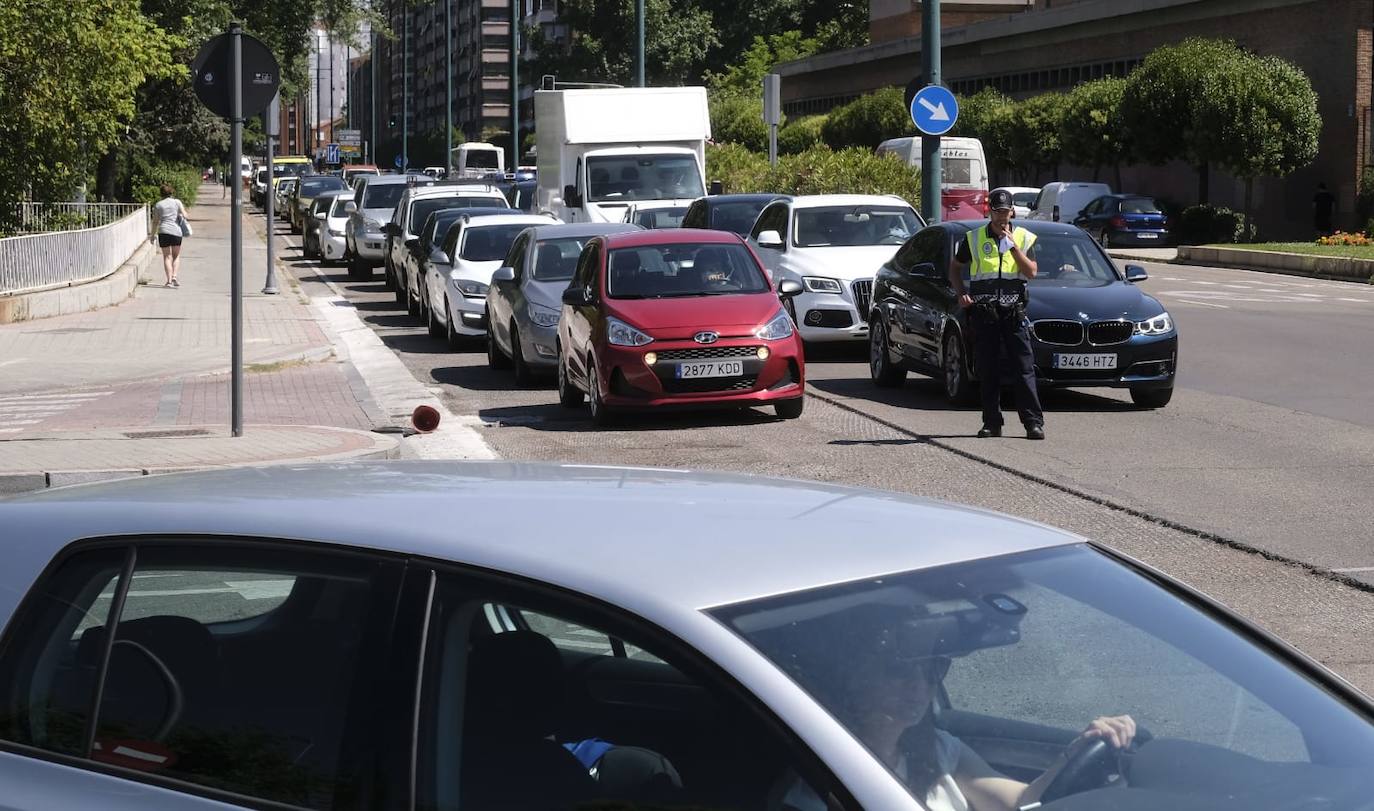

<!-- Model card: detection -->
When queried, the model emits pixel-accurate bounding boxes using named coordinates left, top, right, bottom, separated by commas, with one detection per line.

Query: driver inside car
left=785, top=604, right=1136, bottom=811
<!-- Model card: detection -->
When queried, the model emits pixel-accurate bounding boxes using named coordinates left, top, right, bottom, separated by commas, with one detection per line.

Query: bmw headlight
left=528, top=302, right=560, bottom=328
left=455, top=280, right=489, bottom=298
left=803, top=276, right=843, bottom=294
left=1134, top=313, right=1173, bottom=336
left=607, top=317, right=652, bottom=347
left=755, top=310, right=795, bottom=341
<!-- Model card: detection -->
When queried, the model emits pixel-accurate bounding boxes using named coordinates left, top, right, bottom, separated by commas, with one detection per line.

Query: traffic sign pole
left=921, top=0, right=942, bottom=225
left=263, top=94, right=280, bottom=296
left=230, top=23, right=244, bottom=437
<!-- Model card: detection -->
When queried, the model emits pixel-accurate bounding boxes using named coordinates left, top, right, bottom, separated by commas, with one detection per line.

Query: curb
left=0, top=241, right=153, bottom=324
left=1177, top=246, right=1374, bottom=284
left=0, top=429, right=401, bottom=496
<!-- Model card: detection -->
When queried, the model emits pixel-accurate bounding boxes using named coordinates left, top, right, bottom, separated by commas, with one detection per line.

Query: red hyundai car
left=557, top=230, right=806, bottom=424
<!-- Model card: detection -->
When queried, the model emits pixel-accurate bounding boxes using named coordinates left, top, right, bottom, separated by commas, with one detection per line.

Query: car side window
left=415, top=574, right=836, bottom=811
left=0, top=542, right=404, bottom=809
left=751, top=203, right=787, bottom=241
left=682, top=200, right=704, bottom=228
left=504, top=233, right=528, bottom=277
left=909, top=228, right=946, bottom=274
left=572, top=242, right=601, bottom=293
left=443, top=224, right=463, bottom=260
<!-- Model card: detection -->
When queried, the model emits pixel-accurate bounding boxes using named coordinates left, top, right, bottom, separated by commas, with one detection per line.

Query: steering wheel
left=1038, top=739, right=1117, bottom=804
left=110, top=639, right=184, bottom=742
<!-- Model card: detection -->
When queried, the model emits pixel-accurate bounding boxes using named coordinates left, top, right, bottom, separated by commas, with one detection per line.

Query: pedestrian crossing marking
left=0, top=390, right=115, bottom=433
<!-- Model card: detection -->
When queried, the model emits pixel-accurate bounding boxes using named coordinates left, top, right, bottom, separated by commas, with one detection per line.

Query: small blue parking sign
left=910, top=85, right=958, bottom=136
left=394, top=154, right=405, bottom=170
left=325, top=143, right=340, bottom=164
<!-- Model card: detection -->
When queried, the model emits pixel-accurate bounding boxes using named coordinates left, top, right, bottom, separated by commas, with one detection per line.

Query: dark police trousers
left=971, top=305, right=1043, bottom=429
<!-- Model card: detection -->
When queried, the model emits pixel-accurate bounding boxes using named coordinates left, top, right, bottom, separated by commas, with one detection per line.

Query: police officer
left=949, top=188, right=1045, bottom=440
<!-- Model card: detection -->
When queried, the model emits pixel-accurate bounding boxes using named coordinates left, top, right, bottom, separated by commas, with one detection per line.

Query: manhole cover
left=122, top=428, right=213, bottom=439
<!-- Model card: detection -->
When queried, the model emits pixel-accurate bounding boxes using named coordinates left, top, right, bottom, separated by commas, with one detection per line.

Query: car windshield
left=329, top=196, right=353, bottom=217
left=631, top=206, right=688, bottom=229
left=1121, top=197, right=1162, bottom=214
left=586, top=154, right=704, bottom=202
left=277, top=163, right=311, bottom=177
left=362, top=183, right=407, bottom=210
left=607, top=243, right=768, bottom=299
left=940, top=157, right=978, bottom=186
left=1012, top=192, right=1038, bottom=208
left=464, top=150, right=500, bottom=169
left=300, top=177, right=346, bottom=196
left=532, top=237, right=589, bottom=282
left=793, top=205, right=921, bottom=248
left=459, top=224, right=531, bottom=262
left=411, top=196, right=503, bottom=231
left=711, top=201, right=771, bottom=235
left=1027, top=232, right=1122, bottom=283
left=713, top=545, right=1374, bottom=810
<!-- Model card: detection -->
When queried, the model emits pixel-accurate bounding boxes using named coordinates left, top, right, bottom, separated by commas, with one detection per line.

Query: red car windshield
left=607, top=243, right=769, bottom=299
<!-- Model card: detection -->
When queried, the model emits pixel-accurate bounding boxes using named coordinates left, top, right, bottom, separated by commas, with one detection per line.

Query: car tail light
left=1110, top=215, right=1127, bottom=228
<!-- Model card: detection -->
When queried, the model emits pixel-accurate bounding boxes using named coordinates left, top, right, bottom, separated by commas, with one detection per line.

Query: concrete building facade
left=777, top=0, right=1374, bottom=237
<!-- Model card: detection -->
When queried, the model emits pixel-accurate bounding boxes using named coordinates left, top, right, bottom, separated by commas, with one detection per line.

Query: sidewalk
left=0, top=184, right=400, bottom=494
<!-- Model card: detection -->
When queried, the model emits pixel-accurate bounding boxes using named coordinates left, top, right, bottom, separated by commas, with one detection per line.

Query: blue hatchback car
left=1072, top=194, right=1170, bottom=248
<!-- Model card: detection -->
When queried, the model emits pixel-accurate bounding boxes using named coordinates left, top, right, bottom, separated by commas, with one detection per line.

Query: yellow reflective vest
left=966, top=225, right=1037, bottom=302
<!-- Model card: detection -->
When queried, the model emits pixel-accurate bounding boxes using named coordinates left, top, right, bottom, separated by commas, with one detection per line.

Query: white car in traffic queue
left=316, top=190, right=356, bottom=264
left=389, top=184, right=510, bottom=312
left=425, top=213, right=558, bottom=340
left=747, top=194, right=925, bottom=344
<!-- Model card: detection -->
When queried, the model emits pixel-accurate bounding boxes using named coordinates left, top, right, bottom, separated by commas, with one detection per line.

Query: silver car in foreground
left=486, top=222, right=642, bottom=383
left=0, top=463, right=1371, bottom=811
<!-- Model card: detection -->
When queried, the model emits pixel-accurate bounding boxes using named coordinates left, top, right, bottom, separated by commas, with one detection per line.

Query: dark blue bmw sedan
left=868, top=220, right=1178, bottom=408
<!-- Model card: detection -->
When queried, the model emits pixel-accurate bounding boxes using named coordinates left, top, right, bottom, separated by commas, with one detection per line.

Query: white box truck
left=535, top=87, right=711, bottom=224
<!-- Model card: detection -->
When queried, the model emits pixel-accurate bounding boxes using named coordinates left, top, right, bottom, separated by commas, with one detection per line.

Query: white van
left=449, top=143, right=505, bottom=180
left=875, top=136, right=989, bottom=219
left=1028, top=182, right=1112, bottom=223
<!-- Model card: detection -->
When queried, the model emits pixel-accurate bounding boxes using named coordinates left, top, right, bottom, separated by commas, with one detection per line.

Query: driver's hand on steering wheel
left=1072, top=715, right=1137, bottom=753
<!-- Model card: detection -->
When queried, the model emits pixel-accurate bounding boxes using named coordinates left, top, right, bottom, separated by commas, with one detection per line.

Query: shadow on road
left=476, top=401, right=786, bottom=433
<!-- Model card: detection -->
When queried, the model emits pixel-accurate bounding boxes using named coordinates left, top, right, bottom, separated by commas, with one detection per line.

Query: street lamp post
left=510, top=0, right=518, bottom=169
left=635, top=0, right=645, bottom=87
left=446, top=0, right=453, bottom=176
left=402, top=8, right=408, bottom=171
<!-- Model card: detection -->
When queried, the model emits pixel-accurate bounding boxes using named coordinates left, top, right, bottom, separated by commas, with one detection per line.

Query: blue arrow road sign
left=325, top=143, right=340, bottom=164
left=394, top=154, right=405, bottom=169
left=910, top=85, right=958, bottom=136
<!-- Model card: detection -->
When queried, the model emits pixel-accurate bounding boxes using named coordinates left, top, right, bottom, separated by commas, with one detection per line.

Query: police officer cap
left=989, top=189, right=1014, bottom=211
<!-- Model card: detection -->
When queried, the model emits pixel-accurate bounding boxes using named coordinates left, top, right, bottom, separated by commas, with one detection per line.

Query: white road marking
left=0, top=419, right=41, bottom=426
left=0, top=390, right=116, bottom=433
left=0, top=359, right=26, bottom=369
left=1336, top=298, right=1369, bottom=303
left=1172, top=299, right=1230, bottom=309
left=0, top=391, right=113, bottom=403
left=0, top=428, right=23, bottom=434
left=1332, top=566, right=1374, bottom=574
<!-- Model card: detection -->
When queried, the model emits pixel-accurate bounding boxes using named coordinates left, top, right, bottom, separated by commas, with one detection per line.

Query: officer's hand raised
left=958, top=293, right=974, bottom=308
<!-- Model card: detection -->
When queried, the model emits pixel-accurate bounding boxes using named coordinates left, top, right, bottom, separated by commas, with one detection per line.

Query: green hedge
left=128, top=159, right=201, bottom=206
left=709, top=93, right=769, bottom=154
left=778, top=115, right=827, bottom=155
left=820, top=87, right=911, bottom=150
left=1175, top=204, right=1254, bottom=245
left=706, top=143, right=921, bottom=202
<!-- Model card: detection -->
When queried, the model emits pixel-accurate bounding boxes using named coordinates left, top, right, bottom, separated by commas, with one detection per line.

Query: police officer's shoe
left=1026, top=424, right=1045, bottom=440
left=977, top=425, right=1002, bottom=438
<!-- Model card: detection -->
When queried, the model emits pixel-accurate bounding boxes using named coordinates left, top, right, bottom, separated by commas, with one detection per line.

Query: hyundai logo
left=693, top=331, right=719, bottom=344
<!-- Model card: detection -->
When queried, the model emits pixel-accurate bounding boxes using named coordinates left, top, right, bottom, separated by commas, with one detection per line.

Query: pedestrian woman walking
left=151, top=184, right=188, bottom=287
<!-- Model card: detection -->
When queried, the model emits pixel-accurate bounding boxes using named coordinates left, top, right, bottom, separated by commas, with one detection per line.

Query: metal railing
left=0, top=206, right=149, bottom=295
left=8, top=202, right=148, bottom=235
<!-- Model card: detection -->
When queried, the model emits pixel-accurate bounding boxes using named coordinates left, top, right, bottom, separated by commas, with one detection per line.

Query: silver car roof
left=1, top=462, right=1078, bottom=613
left=525, top=223, right=643, bottom=240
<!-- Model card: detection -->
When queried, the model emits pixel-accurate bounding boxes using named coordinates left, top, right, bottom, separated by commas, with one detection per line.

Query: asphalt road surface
left=274, top=222, right=1374, bottom=696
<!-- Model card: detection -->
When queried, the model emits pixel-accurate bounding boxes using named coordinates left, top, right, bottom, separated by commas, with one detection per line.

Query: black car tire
left=444, top=297, right=463, bottom=349
left=1130, top=385, right=1173, bottom=408
left=487, top=327, right=512, bottom=369
left=774, top=398, right=804, bottom=420
left=427, top=296, right=445, bottom=339
left=869, top=318, right=906, bottom=388
left=943, top=331, right=976, bottom=405
left=393, top=267, right=407, bottom=307
left=587, top=358, right=616, bottom=426
left=510, top=324, right=535, bottom=386
left=406, top=279, right=421, bottom=318
left=557, top=346, right=583, bottom=407
left=347, top=252, right=369, bottom=281
left=382, top=258, right=395, bottom=290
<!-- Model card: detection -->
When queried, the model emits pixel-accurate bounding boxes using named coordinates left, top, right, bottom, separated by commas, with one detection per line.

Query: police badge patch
left=983, top=242, right=994, bottom=256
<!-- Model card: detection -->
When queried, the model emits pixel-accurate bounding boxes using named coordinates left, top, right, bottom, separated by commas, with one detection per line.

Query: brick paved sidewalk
left=0, top=183, right=399, bottom=494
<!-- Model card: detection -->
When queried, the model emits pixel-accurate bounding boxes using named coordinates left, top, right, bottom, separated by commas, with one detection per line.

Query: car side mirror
left=405, top=237, right=419, bottom=251
left=430, top=248, right=451, bottom=265
left=757, top=230, right=784, bottom=250
left=1125, top=264, right=1148, bottom=283
left=563, top=184, right=582, bottom=207
left=562, top=286, right=593, bottom=306
left=709, top=179, right=724, bottom=196
left=345, top=201, right=357, bottom=213
left=383, top=223, right=397, bottom=237
left=912, top=261, right=937, bottom=277
left=1051, top=204, right=1061, bottom=222
left=777, top=279, right=803, bottom=298
left=314, top=211, right=327, bottom=220
left=492, top=266, right=516, bottom=284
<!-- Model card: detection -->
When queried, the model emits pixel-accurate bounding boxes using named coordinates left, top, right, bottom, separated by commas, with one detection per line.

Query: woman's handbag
left=177, top=214, right=193, bottom=237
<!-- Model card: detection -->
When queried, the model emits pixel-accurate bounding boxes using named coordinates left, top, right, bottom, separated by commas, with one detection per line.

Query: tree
left=0, top=0, right=176, bottom=220
left=1005, top=92, right=1065, bottom=184
left=705, top=31, right=817, bottom=97
left=820, top=87, right=910, bottom=149
left=1121, top=38, right=1249, bottom=202
left=953, top=87, right=1016, bottom=182
left=1193, top=53, right=1320, bottom=239
left=709, top=93, right=769, bottom=153
left=527, top=0, right=718, bottom=87
left=1058, top=78, right=1133, bottom=188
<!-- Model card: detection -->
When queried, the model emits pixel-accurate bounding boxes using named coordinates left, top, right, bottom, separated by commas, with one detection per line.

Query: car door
left=491, top=232, right=529, bottom=354
left=896, top=227, right=955, bottom=371
left=873, top=235, right=922, bottom=355
left=561, top=240, right=601, bottom=385
left=0, top=538, right=414, bottom=810
left=748, top=202, right=790, bottom=279
left=412, top=567, right=852, bottom=811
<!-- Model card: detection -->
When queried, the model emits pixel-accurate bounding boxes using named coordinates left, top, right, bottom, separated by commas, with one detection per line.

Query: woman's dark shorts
left=158, top=234, right=183, bottom=248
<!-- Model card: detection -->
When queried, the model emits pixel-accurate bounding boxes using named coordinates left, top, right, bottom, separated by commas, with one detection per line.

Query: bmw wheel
left=1130, top=385, right=1173, bottom=408
left=943, top=332, right=975, bottom=405
left=870, top=318, right=906, bottom=388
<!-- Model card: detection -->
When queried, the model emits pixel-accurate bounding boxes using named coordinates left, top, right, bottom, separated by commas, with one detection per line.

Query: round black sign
left=192, top=30, right=281, bottom=119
